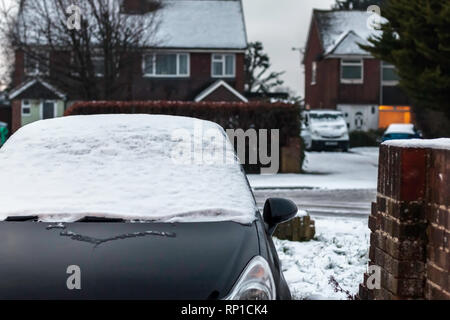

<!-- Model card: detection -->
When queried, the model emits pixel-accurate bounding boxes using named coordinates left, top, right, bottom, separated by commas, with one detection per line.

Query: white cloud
left=242, top=0, right=335, bottom=97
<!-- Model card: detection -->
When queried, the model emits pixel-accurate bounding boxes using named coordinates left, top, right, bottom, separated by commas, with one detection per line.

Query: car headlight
left=225, top=256, right=276, bottom=300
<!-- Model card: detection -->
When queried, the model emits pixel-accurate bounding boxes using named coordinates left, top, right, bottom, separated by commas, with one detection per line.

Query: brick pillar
left=425, top=148, right=450, bottom=299
left=11, top=99, right=22, bottom=133
left=359, top=143, right=450, bottom=300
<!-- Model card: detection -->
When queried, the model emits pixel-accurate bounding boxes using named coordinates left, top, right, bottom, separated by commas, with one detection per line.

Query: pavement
left=253, top=188, right=375, bottom=218
left=248, top=148, right=379, bottom=218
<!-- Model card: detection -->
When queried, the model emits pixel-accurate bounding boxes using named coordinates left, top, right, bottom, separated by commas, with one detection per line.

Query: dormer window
left=212, top=54, right=235, bottom=78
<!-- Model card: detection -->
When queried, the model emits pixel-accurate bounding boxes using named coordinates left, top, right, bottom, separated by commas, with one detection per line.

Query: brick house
left=8, top=0, right=248, bottom=133
left=303, top=10, right=411, bottom=132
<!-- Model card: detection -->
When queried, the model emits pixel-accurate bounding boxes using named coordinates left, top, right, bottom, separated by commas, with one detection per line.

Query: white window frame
left=25, top=52, right=50, bottom=76
left=382, top=61, right=399, bottom=86
left=142, top=53, right=190, bottom=78
left=21, top=100, right=31, bottom=117
left=340, top=59, right=364, bottom=84
left=40, top=100, right=57, bottom=120
left=211, top=54, right=236, bottom=78
left=311, top=61, right=317, bottom=85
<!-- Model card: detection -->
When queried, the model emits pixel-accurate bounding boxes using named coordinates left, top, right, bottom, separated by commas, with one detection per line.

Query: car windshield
left=309, top=113, right=344, bottom=122
left=0, top=115, right=257, bottom=224
left=384, top=133, right=415, bottom=139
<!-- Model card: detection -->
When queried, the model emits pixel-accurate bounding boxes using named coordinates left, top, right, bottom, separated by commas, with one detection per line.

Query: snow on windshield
left=0, top=115, right=257, bottom=224
left=310, top=113, right=343, bottom=121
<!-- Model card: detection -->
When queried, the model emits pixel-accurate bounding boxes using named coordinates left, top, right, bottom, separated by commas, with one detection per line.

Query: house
left=8, top=0, right=248, bottom=133
left=303, top=10, right=411, bottom=132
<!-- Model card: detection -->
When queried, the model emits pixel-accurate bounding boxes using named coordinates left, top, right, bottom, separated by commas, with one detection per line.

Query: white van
left=301, top=110, right=350, bottom=151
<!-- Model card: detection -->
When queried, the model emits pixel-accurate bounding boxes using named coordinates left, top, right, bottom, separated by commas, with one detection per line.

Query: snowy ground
left=248, top=148, right=376, bottom=299
left=248, top=147, right=379, bottom=190
left=275, top=216, right=370, bottom=300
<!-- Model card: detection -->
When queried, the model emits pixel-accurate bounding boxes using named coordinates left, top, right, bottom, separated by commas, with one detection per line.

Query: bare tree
left=0, top=0, right=163, bottom=99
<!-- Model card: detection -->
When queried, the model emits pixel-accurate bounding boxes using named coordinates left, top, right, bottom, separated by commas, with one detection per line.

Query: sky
left=0, top=0, right=336, bottom=95
left=242, top=0, right=335, bottom=98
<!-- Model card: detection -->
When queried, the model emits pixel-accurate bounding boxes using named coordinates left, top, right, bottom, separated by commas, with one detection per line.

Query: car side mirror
left=263, top=198, right=298, bottom=235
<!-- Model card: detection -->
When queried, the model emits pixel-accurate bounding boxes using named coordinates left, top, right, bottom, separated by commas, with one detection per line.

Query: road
left=253, top=188, right=376, bottom=218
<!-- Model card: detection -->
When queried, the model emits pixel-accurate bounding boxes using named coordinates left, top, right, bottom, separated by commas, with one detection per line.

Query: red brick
left=425, top=280, right=450, bottom=300
left=427, top=245, right=450, bottom=270
left=377, top=196, right=386, bottom=213
left=381, top=214, right=427, bottom=240
left=428, top=224, right=445, bottom=248
left=374, top=230, right=425, bottom=260
left=400, top=148, right=427, bottom=202
left=427, top=262, right=447, bottom=289
left=381, top=268, right=424, bottom=297
left=375, top=247, right=425, bottom=278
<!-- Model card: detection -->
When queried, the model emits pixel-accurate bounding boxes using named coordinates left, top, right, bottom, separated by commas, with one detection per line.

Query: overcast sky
left=242, top=0, right=335, bottom=97
left=1, top=0, right=336, bottom=95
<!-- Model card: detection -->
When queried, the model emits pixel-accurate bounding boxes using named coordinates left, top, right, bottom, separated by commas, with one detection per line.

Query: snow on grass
left=248, top=148, right=379, bottom=190
left=275, top=216, right=370, bottom=300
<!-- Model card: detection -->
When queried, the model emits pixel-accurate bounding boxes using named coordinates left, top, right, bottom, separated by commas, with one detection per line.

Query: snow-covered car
left=381, top=123, right=422, bottom=142
left=0, top=114, right=294, bottom=300
left=300, top=121, right=312, bottom=150
left=302, top=110, right=350, bottom=151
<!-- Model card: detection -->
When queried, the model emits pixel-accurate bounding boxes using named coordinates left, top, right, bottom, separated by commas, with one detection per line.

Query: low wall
left=359, top=139, right=449, bottom=300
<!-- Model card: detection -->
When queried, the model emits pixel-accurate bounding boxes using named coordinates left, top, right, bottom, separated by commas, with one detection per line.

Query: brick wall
left=359, top=142, right=450, bottom=300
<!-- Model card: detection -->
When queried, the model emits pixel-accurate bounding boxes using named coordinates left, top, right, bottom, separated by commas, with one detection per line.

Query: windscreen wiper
left=5, top=216, right=38, bottom=222
left=76, top=216, right=125, bottom=223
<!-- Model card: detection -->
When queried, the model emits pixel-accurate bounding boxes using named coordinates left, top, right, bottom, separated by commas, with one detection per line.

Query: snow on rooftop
left=19, top=0, right=247, bottom=50
left=314, top=10, right=384, bottom=55
left=383, top=138, right=450, bottom=150
left=154, top=0, right=247, bottom=49
left=0, top=114, right=257, bottom=224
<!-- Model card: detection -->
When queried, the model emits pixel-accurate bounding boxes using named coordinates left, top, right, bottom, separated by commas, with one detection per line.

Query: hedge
left=65, top=101, right=302, bottom=173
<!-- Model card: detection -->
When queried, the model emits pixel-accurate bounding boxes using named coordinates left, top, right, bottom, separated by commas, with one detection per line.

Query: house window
left=143, top=53, right=190, bottom=77
left=22, top=100, right=31, bottom=116
left=212, top=54, right=235, bottom=78
left=382, top=62, right=400, bottom=85
left=25, top=52, right=49, bottom=76
left=92, top=57, right=105, bottom=77
left=311, top=61, right=317, bottom=85
left=341, top=59, right=363, bottom=83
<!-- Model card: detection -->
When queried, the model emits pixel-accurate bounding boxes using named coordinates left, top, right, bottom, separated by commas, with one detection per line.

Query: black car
left=0, top=115, right=294, bottom=300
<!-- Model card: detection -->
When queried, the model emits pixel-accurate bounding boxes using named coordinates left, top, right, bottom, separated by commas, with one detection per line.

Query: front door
left=42, top=101, right=55, bottom=119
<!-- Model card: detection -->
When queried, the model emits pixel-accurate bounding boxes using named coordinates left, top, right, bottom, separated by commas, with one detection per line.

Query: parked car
left=300, top=121, right=312, bottom=150
left=302, top=110, right=350, bottom=151
left=0, top=121, right=8, bottom=146
left=0, top=114, right=294, bottom=300
left=381, top=123, right=422, bottom=142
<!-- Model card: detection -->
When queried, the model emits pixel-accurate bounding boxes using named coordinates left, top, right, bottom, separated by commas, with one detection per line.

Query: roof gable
left=9, top=78, right=66, bottom=100
left=313, top=10, right=383, bottom=56
left=327, top=30, right=369, bottom=55
left=195, top=80, right=248, bottom=102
